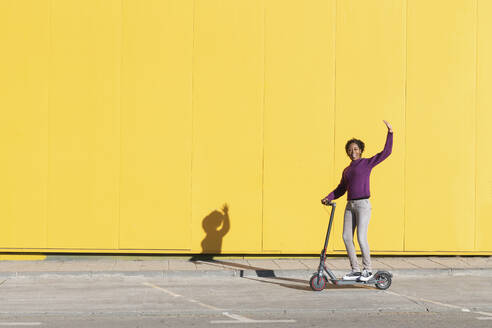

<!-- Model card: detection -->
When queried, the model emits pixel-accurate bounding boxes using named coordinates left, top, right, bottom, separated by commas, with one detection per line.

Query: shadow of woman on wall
left=190, top=204, right=230, bottom=262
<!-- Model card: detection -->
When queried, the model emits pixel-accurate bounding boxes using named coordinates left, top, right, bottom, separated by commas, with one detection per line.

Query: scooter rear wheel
left=309, top=274, right=327, bottom=291
left=375, top=272, right=392, bottom=290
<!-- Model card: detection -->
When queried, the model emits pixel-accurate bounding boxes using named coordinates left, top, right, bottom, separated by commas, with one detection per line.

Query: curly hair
left=345, top=138, right=365, bottom=154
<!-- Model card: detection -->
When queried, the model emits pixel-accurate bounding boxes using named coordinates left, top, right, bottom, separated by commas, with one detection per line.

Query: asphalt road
left=0, top=274, right=491, bottom=327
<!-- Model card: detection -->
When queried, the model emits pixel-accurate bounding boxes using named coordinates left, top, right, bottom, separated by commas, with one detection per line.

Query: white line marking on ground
left=385, top=290, right=492, bottom=319
left=0, top=323, right=42, bottom=326
left=211, top=312, right=295, bottom=324
left=210, top=320, right=296, bottom=324
left=477, top=317, right=492, bottom=320
left=142, top=282, right=295, bottom=324
left=385, top=291, right=463, bottom=310
left=211, top=319, right=296, bottom=323
left=222, top=312, right=253, bottom=322
left=188, top=299, right=221, bottom=311
left=416, top=297, right=463, bottom=310
left=142, top=282, right=181, bottom=298
left=142, top=282, right=220, bottom=310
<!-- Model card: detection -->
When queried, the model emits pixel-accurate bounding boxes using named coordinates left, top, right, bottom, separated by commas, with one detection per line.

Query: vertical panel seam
left=118, top=0, right=124, bottom=250
left=261, top=0, right=266, bottom=253
left=474, top=0, right=479, bottom=251
left=190, top=0, right=196, bottom=252
left=46, top=0, right=53, bottom=248
left=333, top=0, right=337, bottom=182
left=333, top=0, right=337, bottom=151
left=330, top=0, right=337, bottom=252
left=403, top=0, right=408, bottom=252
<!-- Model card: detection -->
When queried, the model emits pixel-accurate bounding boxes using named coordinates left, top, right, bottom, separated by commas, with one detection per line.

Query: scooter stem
left=316, top=202, right=337, bottom=281
left=322, top=202, right=336, bottom=255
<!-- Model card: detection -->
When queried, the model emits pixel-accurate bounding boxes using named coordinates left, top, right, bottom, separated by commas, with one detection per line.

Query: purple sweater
left=324, top=131, right=393, bottom=201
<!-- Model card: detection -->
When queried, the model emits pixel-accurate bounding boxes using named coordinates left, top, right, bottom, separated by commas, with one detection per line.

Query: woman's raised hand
left=383, top=120, right=393, bottom=133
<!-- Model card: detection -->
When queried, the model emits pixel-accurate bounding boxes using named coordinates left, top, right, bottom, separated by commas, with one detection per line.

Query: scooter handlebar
left=321, top=199, right=336, bottom=207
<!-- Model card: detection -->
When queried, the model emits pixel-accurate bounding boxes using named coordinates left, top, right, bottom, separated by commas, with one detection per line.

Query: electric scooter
left=309, top=201, right=392, bottom=291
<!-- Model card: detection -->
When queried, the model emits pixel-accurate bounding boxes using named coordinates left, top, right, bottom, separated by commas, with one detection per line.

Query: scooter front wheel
left=309, top=274, right=327, bottom=291
left=375, top=272, right=392, bottom=290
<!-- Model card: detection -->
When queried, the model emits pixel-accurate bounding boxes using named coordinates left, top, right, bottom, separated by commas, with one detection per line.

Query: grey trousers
left=343, top=199, right=372, bottom=272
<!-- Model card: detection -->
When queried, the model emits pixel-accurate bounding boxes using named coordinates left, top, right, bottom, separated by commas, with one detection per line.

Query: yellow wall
left=405, top=0, right=476, bottom=251
left=333, top=0, right=406, bottom=253
left=477, top=0, right=492, bottom=252
left=0, top=0, right=490, bottom=255
left=119, top=0, right=193, bottom=250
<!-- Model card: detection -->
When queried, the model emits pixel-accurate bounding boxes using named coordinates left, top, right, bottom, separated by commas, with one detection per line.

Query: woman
left=322, top=120, right=393, bottom=281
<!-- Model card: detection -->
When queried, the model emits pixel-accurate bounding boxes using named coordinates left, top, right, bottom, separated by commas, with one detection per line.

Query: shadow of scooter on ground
left=192, top=258, right=366, bottom=291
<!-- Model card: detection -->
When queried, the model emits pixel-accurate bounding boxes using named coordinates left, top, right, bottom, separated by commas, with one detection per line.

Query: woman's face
left=346, top=143, right=361, bottom=161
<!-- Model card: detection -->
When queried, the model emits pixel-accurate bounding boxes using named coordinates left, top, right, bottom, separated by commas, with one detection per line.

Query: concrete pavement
left=1, top=275, right=492, bottom=327
left=0, top=255, right=491, bottom=278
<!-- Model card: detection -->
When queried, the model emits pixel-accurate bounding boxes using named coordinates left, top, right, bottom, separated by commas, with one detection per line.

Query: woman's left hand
left=383, top=120, right=393, bottom=133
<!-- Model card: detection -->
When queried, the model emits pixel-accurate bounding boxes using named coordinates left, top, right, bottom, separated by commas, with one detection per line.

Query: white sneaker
left=359, top=269, right=375, bottom=282
left=342, top=271, right=361, bottom=280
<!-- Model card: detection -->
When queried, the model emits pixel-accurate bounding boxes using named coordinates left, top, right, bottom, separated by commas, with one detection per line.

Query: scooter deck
left=321, top=268, right=391, bottom=286
left=330, top=278, right=377, bottom=285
